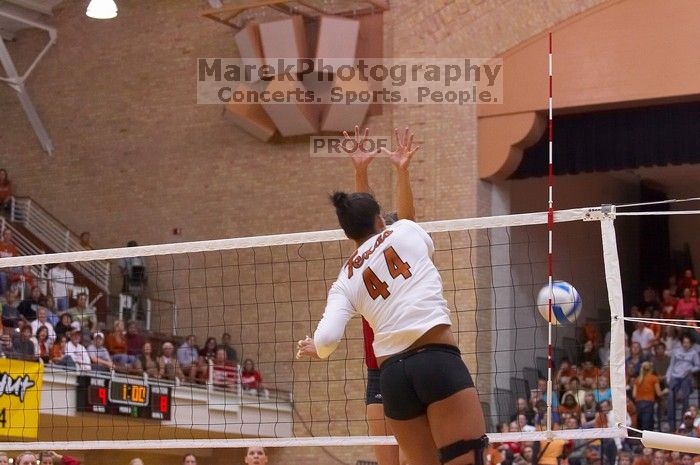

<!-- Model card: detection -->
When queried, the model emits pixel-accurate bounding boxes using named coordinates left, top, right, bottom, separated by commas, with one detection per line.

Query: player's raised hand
left=296, top=335, right=320, bottom=360
left=342, top=125, right=376, bottom=171
left=381, top=126, right=421, bottom=171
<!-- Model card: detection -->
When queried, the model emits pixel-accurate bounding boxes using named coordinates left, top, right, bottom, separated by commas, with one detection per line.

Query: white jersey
left=314, top=220, right=451, bottom=359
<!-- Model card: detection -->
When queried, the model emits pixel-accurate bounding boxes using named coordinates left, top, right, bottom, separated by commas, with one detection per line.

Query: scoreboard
left=76, top=375, right=172, bottom=420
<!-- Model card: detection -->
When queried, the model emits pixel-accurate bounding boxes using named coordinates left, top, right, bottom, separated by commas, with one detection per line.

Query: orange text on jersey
left=346, top=230, right=394, bottom=279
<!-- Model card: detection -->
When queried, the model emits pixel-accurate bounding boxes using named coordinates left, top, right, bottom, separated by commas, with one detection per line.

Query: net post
left=599, top=205, right=627, bottom=438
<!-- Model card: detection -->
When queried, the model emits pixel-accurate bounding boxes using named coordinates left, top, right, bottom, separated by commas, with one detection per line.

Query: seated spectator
left=632, top=448, right=653, bottom=465
left=12, top=325, right=37, bottom=361
left=0, top=333, right=11, bottom=358
left=139, top=341, right=158, bottom=378
left=68, top=293, right=96, bottom=329
left=32, top=325, right=52, bottom=363
left=677, top=410, right=699, bottom=437
left=38, top=451, right=81, bottom=465
left=0, top=229, right=18, bottom=296
left=105, top=320, right=135, bottom=370
left=0, top=168, right=12, bottom=214
left=50, top=335, right=75, bottom=369
left=675, top=288, right=697, bottom=319
left=579, top=358, right=602, bottom=389
left=159, top=341, right=184, bottom=381
left=633, top=361, right=666, bottom=431
left=626, top=342, right=647, bottom=380
left=617, top=451, right=633, bottom=465
left=567, top=376, right=586, bottom=405
left=593, top=375, right=612, bottom=403
left=11, top=265, right=34, bottom=300
left=177, top=334, right=205, bottom=383
left=651, top=342, right=671, bottom=380
left=87, top=332, right=113, bottom=372
left=211, top=348, right=236, bottom=390
left=502, top=421, right=523, bottom=455
left=79, top=231, right=92, bottom=249
left=129, top=458, right=144, bottom=465
left=31, top=307, right=56, bottom=344
left=554, top=358, right=577, bottom=387
left=220, top=332, right=238, bottom=364
left=679, top=269, right=698, bottom=297
left=2, top=290, right=21, bottom=328
left=515, top=413, right=535, bottom=432
left=660, top=325, right=681, bottom=355
left=510, top=397, right=535, bottom=424
left=579, top=391, right=598, bottom=425
left=533, top=398, right=559, bottom=427
left=241, top=358, right=263, bottom=393
left=199, top=337, right=217, bottom=363
left=531, top=377, right=559, bottom=410
left=661, top=289, right=678, bottom=318
left=126, top=320, right=145, bottom=357
left=65, top=328, right=91, bottom=371
left=47, top=263, right=74, bottom=312
left=15, top=452, right=37, bottom=465
left=579, top=339, right=601, bottom=368
left=55, top=312, right=73, bottom=340
left=558, top=391, right=581, bottom=423
left=666, top=334, right=700, bottom=430
left=640, top=287, right=661, bottom=313
left=43, top=297, right=59, bottom=326
left=632, top=321, right=656, bottom=354
left=182, top=454, right=197, bottom=465
left=17, top=285, right=42, bottom=322
left=581, top=317, right=602, bottom=349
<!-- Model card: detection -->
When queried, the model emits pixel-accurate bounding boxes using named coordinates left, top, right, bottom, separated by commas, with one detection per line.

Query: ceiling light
left=86, top=0, right=118, bottom=19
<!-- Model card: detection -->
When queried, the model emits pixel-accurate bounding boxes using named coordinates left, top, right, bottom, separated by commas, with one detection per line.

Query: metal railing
left=10, top=196, right=110, bottom=292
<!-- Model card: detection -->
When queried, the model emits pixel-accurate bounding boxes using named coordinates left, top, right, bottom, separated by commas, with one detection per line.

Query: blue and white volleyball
left=536, top=281, right=582, bottom=325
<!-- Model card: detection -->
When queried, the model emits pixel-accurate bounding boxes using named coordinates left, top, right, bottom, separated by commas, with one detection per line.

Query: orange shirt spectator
left=105, top=320, right=128, bottom=355
left=633, top=368, right=659, bottom=402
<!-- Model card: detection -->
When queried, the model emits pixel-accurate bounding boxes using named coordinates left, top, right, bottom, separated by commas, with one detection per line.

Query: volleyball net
left=0, top=204, right=631, bottom=454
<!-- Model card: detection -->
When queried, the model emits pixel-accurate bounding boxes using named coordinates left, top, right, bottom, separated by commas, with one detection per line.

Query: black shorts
left=366, top=368, right=383, bottom=405
left=379, top=344, right=475, bottom=420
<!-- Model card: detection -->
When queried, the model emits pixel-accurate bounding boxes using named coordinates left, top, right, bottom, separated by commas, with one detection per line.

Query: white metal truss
left=0, top=1, right=58, bottom=155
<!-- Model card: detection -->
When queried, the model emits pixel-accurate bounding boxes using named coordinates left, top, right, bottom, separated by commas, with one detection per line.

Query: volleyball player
left=343, top=125, right=402, bottom=465
left=298, top=127, right=488, bottom=465
left=243, top=446, right=268, bottom=465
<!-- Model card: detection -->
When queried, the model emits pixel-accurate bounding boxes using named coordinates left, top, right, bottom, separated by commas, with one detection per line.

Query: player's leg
left=366, top=367, right=400, bottom=465
left=426, top=388, right=487, bottom=465
left=380, top=353, right=439, bottom=465
left=367, top=403, right=401, bottom=465
left=387, top=415, right=440, bottom=465
left=411, top=346, right=487, bottom=465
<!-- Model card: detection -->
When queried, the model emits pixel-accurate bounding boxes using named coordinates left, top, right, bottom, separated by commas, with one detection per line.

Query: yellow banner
left=0, top=358, right=44, bottom=440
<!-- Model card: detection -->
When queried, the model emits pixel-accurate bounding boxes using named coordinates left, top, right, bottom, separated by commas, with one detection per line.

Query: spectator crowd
left=0, top=170, right=267, bottom=395
left=492, top=269, right=700, bottom=465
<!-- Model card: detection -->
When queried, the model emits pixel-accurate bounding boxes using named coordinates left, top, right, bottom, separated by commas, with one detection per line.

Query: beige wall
left=0, top=0, right=620, bottom=464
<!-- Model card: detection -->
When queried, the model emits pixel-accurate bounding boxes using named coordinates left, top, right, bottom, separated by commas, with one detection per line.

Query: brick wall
left=0, top=0, right=605, bottom=464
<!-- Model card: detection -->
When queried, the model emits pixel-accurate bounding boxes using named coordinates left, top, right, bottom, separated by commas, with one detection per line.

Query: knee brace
left=438, top=435, right=489, bottom=465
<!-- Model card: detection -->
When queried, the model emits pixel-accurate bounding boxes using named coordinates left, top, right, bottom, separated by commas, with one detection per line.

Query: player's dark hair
left=331, top=191, right=381, bottom=241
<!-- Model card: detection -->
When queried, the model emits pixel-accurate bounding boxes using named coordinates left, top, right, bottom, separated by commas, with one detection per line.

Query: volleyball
left=536, top=281, right=582, bottom=325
